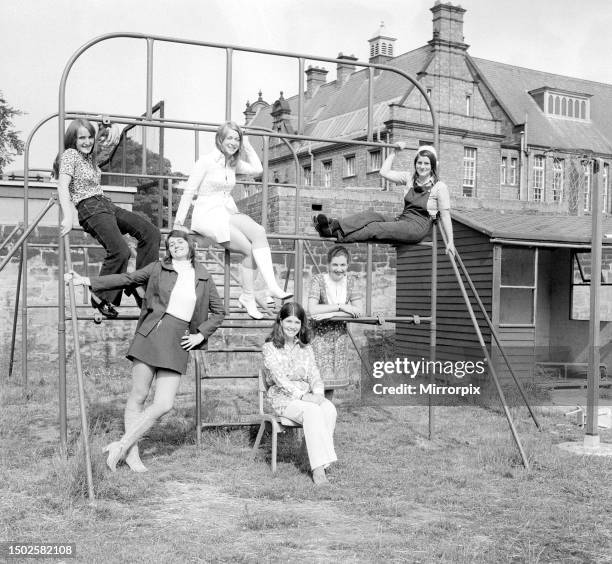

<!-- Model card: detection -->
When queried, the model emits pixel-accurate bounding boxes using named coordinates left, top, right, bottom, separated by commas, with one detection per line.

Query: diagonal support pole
left=8, top=246, right=24, bottom=379
left=447, top=241, right=541, bottom=430
left=63, top=235, right=95, bottom=501
left=436, top=224, right=530, bottom=469
left=0, top=197, right=56, bottom=274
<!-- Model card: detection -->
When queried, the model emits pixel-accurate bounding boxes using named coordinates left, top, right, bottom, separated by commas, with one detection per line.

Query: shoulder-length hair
left=164, top=229, right=197, bottom=266
left=215, top=121, right=244, bottom=167
left=265, top=302, right=311, bottom=349
left=52, top=119, right=97, bottom=178
left=411, top=148, right=439, bottom=187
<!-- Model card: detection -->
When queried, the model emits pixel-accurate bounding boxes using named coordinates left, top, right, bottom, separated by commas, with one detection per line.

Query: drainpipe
left=307, top=142, right=314, bottom=185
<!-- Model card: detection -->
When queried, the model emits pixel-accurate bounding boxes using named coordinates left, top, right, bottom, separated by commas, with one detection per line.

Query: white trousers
left=282, top=398, right=337, bottom=470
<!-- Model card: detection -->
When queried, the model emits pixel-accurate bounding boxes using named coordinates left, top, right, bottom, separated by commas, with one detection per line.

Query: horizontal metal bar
left=491, top=238, right=612, bottom=249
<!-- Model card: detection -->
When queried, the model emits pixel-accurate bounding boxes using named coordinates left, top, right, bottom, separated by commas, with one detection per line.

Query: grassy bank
left=1, top=361, right=611, bottom=563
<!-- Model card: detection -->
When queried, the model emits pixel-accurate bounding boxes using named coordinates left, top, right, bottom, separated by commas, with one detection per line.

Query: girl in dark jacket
left=65, top=230, right=225, bottom=472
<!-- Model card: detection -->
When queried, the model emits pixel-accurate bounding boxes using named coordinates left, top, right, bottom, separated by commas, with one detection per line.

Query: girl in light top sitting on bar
left=174, top=121, right=291, bottom=320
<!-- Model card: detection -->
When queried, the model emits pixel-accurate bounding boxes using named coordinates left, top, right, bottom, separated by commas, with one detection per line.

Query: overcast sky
left=3, top=0, right=612, bottom=175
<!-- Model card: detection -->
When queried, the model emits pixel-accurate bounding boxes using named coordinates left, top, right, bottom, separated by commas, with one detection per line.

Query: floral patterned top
left=262, top=340, right=324, bottom=415
left=58, top=148, right=103, bottom=205
left=308, top=273, right=360, bottom=307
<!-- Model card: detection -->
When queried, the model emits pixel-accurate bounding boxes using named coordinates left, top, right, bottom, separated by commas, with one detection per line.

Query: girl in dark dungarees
left=313, top=144, right=455, bottom=255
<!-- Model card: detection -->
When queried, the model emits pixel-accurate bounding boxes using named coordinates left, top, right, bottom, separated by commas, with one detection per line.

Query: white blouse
left=165, top=260, right=197, bottom=321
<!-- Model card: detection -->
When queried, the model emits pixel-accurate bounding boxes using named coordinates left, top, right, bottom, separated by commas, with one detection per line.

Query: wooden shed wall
left=396, top=222, right=493, bottom=365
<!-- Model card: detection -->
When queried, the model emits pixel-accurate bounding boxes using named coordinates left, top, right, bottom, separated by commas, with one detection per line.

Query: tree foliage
left=0, top=91, right=25, bottom=174
left=101, top=132, right=185, bottom=228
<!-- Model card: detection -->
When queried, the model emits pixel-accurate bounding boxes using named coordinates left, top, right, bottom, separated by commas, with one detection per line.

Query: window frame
left=532, top=155, right=545, bottom=202
left=462, top=147, right=477, bottom=197
left=343, top=154, right=356, bottom=179
left=322, top=160, right=332, bottom=188
left=499, top=246, right=538, bottom=328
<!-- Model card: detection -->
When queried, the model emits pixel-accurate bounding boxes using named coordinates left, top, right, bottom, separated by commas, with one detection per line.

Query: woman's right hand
left=302, top=393, right=325, bottom=405
left=173, top=222, right=190, bottom=233
left=394, top=141, right=407, bottom=153
left=64, top=270, right=89, bottom=287
left=60, top=215, right=73, bottom=236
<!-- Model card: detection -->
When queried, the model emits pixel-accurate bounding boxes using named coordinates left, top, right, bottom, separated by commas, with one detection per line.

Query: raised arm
left=379, top=142, right=410, bottom=186
left=235, top=136, right=263, bottom=176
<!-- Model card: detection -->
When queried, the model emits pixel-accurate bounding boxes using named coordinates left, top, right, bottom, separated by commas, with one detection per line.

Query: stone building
left=244, top=1, right=612, bottom=216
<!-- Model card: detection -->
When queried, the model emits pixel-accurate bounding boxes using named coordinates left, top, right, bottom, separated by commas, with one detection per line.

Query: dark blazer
left=90, top=257, right=225, bottom=349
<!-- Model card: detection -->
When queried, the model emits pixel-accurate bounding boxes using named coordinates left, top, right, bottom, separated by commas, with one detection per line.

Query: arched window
left=581, top=100, right=586, bottom=119
left=561, top=98, right=567, bottom=115
left=547, top=95, right=554, bottom=114
left=574, top=99, right=580, bottom=118
left=568, top=98, right=574, bottom=117
left=381, top=43, right=387, bottom=55
left=554, top=96, right=560, bottom=114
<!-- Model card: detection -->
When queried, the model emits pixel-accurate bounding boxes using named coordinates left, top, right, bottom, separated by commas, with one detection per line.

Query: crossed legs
left=105, top=361, right=181, bottom=472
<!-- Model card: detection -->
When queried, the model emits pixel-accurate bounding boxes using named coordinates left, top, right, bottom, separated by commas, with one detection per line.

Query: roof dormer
left=529, top=87, right=591, bottom=121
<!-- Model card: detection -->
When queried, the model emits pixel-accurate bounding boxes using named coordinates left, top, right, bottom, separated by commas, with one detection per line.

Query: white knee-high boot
left=103, top=410, right=158, bottom=472
left=238, top=264, right=263, bottom=319
left=123, top=406, right=148, bottom=473
left=252, top=247, right=292, bottom=300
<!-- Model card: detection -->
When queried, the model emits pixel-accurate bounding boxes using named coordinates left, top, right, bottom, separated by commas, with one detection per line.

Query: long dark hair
left=215, top=121, right=243, bottom=167
left=52, top=119, right=98, bottom=179
left=411, top=148, right=439, bottom=187
left=266, top=302, right=311, bottom=349
left=164, top=230, right=197, bottom=266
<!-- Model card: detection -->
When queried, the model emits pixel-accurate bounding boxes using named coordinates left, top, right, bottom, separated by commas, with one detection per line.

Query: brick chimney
left=305, top=66, right=328, bottom=99
left=368, top=22, right=396, bottom=65
left=429, top=1, right=468, bottom=50
left=336, top=53, right=357, bottom=87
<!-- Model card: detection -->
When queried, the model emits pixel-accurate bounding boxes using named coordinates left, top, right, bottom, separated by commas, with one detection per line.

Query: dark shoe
left=313, top=214, right=333, bottom=238
left=329, top=219, right=344, bottom=237
left=125, top=288, right=143, bottom=309
left=91, top=296, right=119, bottom=319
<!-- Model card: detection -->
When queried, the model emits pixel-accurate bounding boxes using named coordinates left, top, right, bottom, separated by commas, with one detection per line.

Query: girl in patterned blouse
left=262, top=302, right=337, bottom=486
left=54, top=118, right=160, bottom=319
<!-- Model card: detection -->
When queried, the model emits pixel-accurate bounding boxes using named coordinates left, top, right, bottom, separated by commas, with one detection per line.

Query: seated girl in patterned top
left=261, top=302, right=337, bottom=486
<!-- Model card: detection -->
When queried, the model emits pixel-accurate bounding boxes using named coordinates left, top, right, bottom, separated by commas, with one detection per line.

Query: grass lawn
left=1, top=360, right=611, bottom=564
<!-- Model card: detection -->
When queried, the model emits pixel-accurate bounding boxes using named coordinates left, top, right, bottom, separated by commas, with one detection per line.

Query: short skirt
left=191, top=192, right=239, bottom=244
left=127, top=313, right=190, bottom=374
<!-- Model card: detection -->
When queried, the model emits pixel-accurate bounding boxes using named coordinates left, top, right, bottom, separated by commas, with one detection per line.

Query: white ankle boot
left=238, top=264, right=263, bottom=319
left=124, top=407, right=148, bottom=473
left=252, top=247, right=293, bottom=300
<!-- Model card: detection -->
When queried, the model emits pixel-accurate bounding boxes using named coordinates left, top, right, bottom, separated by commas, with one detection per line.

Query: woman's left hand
left=340, top=304, right=360, bottom=318
left=181, top=332, right=205, bottom=351
left=312, top=312, right=335, bottom=321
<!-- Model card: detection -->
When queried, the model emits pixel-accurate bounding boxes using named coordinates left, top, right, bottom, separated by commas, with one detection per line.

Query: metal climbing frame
left=12, top=32, right=537, bottom=499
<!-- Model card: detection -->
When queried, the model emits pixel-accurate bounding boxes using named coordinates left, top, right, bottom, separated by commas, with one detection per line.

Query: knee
left=152, top=398, right=174, bottom=417
left=110, top=241, right=131, bottom=263
left=251, top=223, right=267, bottom=241
left=128, top=387, right=149, bottom=406
left=143, top=225, right=161, bottom=245
left=322, top=399, right=337, bottom=418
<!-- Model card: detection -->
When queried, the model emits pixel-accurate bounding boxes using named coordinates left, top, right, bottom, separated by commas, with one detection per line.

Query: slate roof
left=249, top=45, right=432, bottom=139
left=452, top=209, right=612, bottom=247
left=471, top=57, right=612, bottom=154
left=249, top=42, right=612, bottom=156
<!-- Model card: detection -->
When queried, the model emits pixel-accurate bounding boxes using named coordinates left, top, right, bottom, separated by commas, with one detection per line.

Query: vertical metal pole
left=195, top=130, right=199, bottom=160
left=225, top=48, right=233, bottom=122
left=8, top=247, right=23, bottom=378
left=261, top=137, right=269, bottom=229
left=295, top=238, right=304, bottom=304
left=367, top=67, right=374, bottom=142
left=429, top=224, right=438, bottom=440
left=586, top=159, right=602, bottom=442
left=143, top=38, right=154, bottom=180
left=167, top=179, right=173, bottom=229
left=366, top=243, right=373, bottom=316
left=195, top=356, right=202, bottom=448
left=224, top=249, right=231, bottom=315
left=298, top=58, right=305, bottom=135
left=63, top=236, right=95, bottom=501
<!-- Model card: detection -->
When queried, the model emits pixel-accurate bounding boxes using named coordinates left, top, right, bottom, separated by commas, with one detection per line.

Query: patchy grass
left=1, top=359, right=612, bottom=563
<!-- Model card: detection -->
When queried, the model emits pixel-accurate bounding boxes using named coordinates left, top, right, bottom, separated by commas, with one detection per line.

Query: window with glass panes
left=500, top=157, right=507, bottom=185
left=463, top=147, right=476, bottom=196
left=552, top=159, right=564, bottom=202
left=532, top=155, right=544, bottom=201
left=322, top=161, right=332, bottom=188
left=303, top=165, right=312, bottom=186
left=368, top=150, right=382, bottom=172
left=343, top=154, right=356, bottom=177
